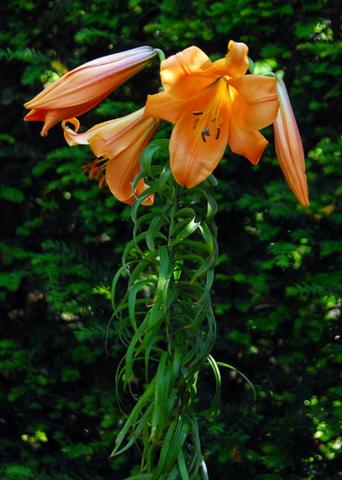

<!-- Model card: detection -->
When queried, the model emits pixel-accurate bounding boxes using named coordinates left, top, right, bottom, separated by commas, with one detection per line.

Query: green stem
left=111, top=140, right=219, bottom=478
left=166, top=182, right=177, bottom=357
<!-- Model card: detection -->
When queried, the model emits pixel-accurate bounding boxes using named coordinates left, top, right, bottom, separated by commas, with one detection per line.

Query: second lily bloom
left=63, top=108, right=159, bottom=205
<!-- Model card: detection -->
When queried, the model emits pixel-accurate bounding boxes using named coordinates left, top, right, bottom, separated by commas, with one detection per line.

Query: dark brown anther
left=193, top=111, right=203, bottom=116
left=201, top=128, right=210, bottom=143
left=215, top=128, right=221, bottom=140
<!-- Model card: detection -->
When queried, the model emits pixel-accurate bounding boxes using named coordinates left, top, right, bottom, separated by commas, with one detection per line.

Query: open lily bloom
left=145, top=40, right=279, bottom=188
left=63, top=108, right=158, bottom=205
left=274, top=79, right=309, bottom=207
left=24, top=46, right=156, bottom=136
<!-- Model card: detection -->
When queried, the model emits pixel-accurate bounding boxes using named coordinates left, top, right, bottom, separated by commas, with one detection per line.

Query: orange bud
left=274, top=78, right=309, bottom=207
left=24, top=46, right=156, bottom=136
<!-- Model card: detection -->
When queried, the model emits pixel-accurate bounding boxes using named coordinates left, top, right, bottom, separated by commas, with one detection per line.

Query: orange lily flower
left=62, top=108, right=158, bottom=205
left=274, top=79, right=309, bottom=207
left=144, top=40, right=279, bottom=188
left=24, top=46, right=156, bottom=136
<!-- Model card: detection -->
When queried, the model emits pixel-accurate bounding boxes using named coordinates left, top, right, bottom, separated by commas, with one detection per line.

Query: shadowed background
left=0, top=0, right=341, bottom=479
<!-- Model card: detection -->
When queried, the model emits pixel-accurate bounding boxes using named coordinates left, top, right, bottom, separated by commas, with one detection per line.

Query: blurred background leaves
left=0, top=0, right=341, bottom=478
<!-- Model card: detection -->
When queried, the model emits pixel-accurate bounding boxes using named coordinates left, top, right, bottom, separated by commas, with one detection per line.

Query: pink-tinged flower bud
left=274, top=78, right=309, bottom=207
left=62, top=108, right=158, bottom=205
left=24, top=46, right=156, bottom=136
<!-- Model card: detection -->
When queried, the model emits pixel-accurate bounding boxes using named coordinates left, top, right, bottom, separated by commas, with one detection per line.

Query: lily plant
left=25, top=41, right=309, bottom=479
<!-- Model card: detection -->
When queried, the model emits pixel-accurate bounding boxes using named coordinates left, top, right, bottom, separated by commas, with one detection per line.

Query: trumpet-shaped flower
left=63, top=108, right=158, bottom=205
left=274, top=79, right=309, bottom=207
left=145, top=40, right=279, bottom=188
left=24, top=46, right=156, bottom=136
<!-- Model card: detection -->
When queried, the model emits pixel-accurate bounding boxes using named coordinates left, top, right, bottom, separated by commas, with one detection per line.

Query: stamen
left=98, top=176, right=106, bottom=189
left=193, top=111, right=203, bottom=116
left=193, top=118, right=200, bottom=130
left=89, top=167, right=100, bottom=179
left=215, top=128, right=221, bottom=140
left=82, top=157, right=107, bottom=187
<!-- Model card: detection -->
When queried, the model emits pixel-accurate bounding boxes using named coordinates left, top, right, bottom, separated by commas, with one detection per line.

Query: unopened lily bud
left=274, top=78, right=309, bottom=207
left=24, top=46, right=157, bottom=136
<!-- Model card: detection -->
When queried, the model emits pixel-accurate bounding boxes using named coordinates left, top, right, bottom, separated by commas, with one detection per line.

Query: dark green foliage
left=1, top=0, right=341, bottom=478
left=111, top=143, right=220, bottom=477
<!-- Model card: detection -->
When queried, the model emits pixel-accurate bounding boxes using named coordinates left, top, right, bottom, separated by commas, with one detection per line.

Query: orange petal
left=170, top=83, right=230, bottom=188
left=229, top=75, right=279, bottom=130
left=105, top=132, right=156, bottom=206
left=274, top=79, right=309, bottom=207
left=144, top=91, right=189, bottom=124
left=90, top=115, right=154, bottom=160
left=63, top=108, right=151, bottom=156
left=160, top=46, right=216, bottom=98
left=226, top=40, right=249, bottom=77
left=210, top=40, right=249, bottom=78
left=228, top=121, right=268, bottom=164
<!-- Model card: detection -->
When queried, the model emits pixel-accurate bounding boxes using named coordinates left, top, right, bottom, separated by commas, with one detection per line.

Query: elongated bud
left=274, top=78, right=309, bottom=207
left=24, top=46, right=157, bottom=136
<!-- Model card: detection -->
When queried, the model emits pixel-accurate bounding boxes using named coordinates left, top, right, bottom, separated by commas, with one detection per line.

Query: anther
left=215, top=128, right=221, bottom=140
left=201, top=128, right=210, bottom=143
left=193, top=111, right=203, bottom=116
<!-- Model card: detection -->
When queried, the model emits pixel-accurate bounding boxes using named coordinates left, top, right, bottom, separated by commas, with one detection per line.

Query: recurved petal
left=274, top=79, right=309, bottom=207
left=229, top=75, right=279, bottom=130
left=63, top=108, right=150, bottom=157
left=210, top=40, right=249, bottom=78
left=170, top=93, right=230, bottom=188
left=160, top=46, right=216, bottom=98
left=228, top=121, right=268, bottom=165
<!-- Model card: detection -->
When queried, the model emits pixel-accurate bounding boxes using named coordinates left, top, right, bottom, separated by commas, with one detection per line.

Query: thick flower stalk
left=24, top=46, right=156, bottom=136
left=274, top=78, right=309, bottom=206
left=63, top=108, right=159, bottom=205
